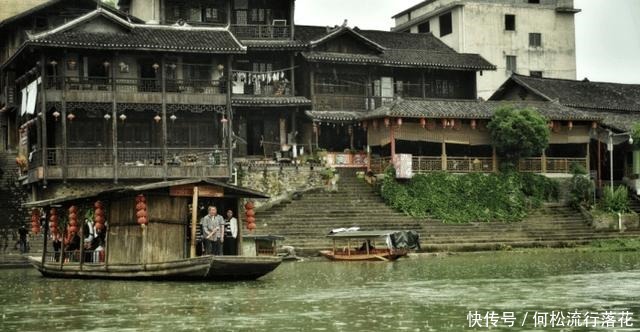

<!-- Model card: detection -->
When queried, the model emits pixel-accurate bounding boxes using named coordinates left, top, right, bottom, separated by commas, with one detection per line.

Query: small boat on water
left=319, top=230, right=420, bottom=262
left=25, top=179, right=282, bottom=281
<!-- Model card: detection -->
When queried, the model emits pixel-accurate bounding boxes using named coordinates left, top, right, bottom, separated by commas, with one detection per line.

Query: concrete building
left=392, top=0, right=580, bottom=99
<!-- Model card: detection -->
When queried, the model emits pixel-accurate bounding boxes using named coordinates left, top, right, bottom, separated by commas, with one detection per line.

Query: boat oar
left=374, top=255, right=389, bottom=261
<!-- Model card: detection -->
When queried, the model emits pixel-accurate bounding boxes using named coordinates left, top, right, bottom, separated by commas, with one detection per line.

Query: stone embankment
left=255, top=169, right=640, bottom=255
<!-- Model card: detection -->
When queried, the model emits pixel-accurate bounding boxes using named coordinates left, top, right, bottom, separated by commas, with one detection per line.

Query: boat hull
left=28, top=255, right=282, bottom=281
left=319, top=250, right=407, bottom=261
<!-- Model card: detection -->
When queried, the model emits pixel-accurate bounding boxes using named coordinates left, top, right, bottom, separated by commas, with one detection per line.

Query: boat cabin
left=24, top=178, right=282, bottom=281
left=320, top=230, right=420, bottom=261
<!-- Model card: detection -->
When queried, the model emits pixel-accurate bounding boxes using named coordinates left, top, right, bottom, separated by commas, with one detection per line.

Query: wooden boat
left=24, top=179, right=282, bottom=281
left=320, top=230, right=420, bottom=261
left=27, top=255, right=281, bottom=281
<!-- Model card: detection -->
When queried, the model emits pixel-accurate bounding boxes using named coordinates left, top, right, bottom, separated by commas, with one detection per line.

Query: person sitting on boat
left=201, top=206, right=224, bottom=255
left=358, top=240, right=375, bottom=252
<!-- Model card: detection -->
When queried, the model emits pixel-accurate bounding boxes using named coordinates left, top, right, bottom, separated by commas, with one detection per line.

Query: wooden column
left=79, top=217, right=85, bottom=270
left=226, top=55, right=234, bottom=179
left=390, top=124, right=396, bottom=163
left=41, top=215, right=48, bottom=264
left=441, top=139, right=447, bottom=171
left=541, top=149, right=547, bottom=173
left=309, top=69, right=315, bottom=101
left=586, top=142, right=591, bottom=174
left=236, top=199, right=243, bottom=255
left=61, top=52, right=68, bottom=183
left=39, top=55, right=48, bottom=187
left=161, top=56, right=168, bottom=181
left=597, top=139, right=602, bottom=188
left=190, top=186, right=199, bottom=258
left=112, top=54, right=118, bottom=184
left=290, top=53, right=295, bottom=95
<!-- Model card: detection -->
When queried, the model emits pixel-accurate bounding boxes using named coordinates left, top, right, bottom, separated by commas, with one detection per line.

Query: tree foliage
left=488, top=106, right=550, bottom=161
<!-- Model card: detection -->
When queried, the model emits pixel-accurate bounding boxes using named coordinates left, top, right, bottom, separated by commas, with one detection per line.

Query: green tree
left=488, top=106, right=550, bottom=163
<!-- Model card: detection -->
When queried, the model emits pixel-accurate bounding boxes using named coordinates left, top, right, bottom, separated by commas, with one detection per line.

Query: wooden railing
left=314, top=94, right=369, bottom=111
left=46, top=76, right=227, bottom=95
left=519, top=157, right=588, bottom=174
left=231, top=70, right=291, bottom=96
left=38, top=147, right=229, bottom=168
left=370, top=155, right=584, bottom=175
left=230, top=24, right=291, bottom=39
left=324, top=152, right=369, bottom=168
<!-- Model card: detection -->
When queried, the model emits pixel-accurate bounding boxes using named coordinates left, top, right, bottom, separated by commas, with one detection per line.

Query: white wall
left=395, top=0, right=578, bottom=99
left=131, top=0, right=161, bottom=23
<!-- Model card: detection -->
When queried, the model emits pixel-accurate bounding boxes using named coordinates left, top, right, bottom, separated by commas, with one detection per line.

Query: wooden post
left=390, top=124, right=396, bottom=163
left=290, top=53, right=295, bottom=95
left=41, top=214, right=48, bottom=263
left=112, top=54, right=118, bottom=183
left=59, top=228, right=66, bottom=269
left=161, top=56, right=168, bottom=181
left=39, top=55, right=48, bottom=187
left=541, top=149, right=547, bottom=173
left=597, top=139, right=602, bottom=188
left=347, top=239, right=351, bottom=256
left=332, top=239, right=336, bottom=255
left=61, top=51, right=68, bottom=183
left=290, top=0, right=295, bottom=40
left=79, top=217, right=85, bottom=270
left=190, top=186, right=199, bottom=258
left=586, top=143, right=591, bottom=174
left=492, top=147, right=498, bottom=173
left=236, top=199, right=242, bottom=255
left=227, top=55, right=233, bottom=179
left=442, top=140, right=447, bottom=171
left=366, top=240, right=370, bottom=255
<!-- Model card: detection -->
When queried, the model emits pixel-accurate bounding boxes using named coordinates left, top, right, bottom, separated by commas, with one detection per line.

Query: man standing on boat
left=201, top=206, right=224, bottom=255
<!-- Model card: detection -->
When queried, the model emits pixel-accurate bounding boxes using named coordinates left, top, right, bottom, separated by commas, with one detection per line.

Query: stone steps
left=255, top=170, right=640, bottom=253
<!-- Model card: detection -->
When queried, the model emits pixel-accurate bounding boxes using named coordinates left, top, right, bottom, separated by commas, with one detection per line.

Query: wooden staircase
left=255, top=169, right=640, bottom=255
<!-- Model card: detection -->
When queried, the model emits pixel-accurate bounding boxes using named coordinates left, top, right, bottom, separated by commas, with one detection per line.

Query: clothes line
left=231, top=65, right=299, bottom=74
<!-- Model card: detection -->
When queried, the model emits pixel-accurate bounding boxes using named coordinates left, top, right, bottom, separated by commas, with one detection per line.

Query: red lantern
left=246, top=216, right=256, bottom=224
left=49, top=215, right=58, bottom=223
left=568, top=121, right=573, bottom=131
left=244, top=201, right=255, bottom=210
left=68, top=206, right=78, bottom=214
left=94, top=223, right=105, bottom=231
left=247, top=222, right=256, bottom=231
left=94, top=200, right=104, bottom=209
left=136, top=194, right=146, bottom=203
left=420, top=118, right=426, bottom=128
left=246, top=209, right=255, bottom=217
left=68, top=226, right=78, bottom=234
left=94, top=215, right=104, bottom=224
left=396, top=118, right=402, bottom=127
left=136, top=202, right=146, bottom=211
left=471, top=119, right=477, bottom=130
left=592, top=121, right=598, bottom=129
left=136, top=210, right=147, bottom=218
left=137, top=217, right=148, bottom=225
left=384, top=118, right=390, bottom=127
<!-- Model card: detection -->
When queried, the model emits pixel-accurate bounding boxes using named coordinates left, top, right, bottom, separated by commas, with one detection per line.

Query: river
left=1, top=250, right=640, bottom=331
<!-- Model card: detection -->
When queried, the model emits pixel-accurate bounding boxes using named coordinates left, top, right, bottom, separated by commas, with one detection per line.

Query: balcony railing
left=231, top=70, right=292, bottom=97
left=230, top=24, right=291, bottom=39
left=314, top=94, right=395, bottom=111
left=45, top=76, right=227, bottom=95
left=369, top=155, right=586, bottom=175
left=324, top=152, right=369, bottom=168
left=37, top=147, right=229, bottom=168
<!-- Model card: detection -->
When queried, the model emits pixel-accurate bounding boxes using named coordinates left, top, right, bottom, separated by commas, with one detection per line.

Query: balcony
left=44, top=76, right=227, bottom=105
left=369, top=156, right=587, bottom=175
left=231, top=70, right=292, bottom=97
left=24, top=147, right=230, bottom=182
left=230, top=24, right=291, bottom=40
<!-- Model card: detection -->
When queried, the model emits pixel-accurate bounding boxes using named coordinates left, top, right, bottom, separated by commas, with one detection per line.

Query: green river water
left=1, top=250, right=640, bottom=331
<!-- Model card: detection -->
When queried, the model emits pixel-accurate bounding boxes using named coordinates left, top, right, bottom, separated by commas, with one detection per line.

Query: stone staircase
left=255, top=169, right=640, bottom=255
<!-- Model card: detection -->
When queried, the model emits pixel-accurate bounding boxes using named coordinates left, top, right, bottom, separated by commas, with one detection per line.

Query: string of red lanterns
left=244, top=201, right=256, bottom=232
left=135, top=194, right=148, bottom=226
left=30, top=209, right=41, bottom=235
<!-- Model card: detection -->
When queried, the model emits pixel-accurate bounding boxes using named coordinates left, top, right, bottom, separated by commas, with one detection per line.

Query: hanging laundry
left=20, top=87, right=28, bottom=116
left=26, top=79, right=39, bottom=115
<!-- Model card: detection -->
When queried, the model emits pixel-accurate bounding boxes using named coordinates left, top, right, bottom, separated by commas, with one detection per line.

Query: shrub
left=488, top=106, right=550, bottom=162
left=378, top=169, right=558, bottom=223
left=600, top=186, right=630, bottom=213
left=569, top=165, right=594, bottom=209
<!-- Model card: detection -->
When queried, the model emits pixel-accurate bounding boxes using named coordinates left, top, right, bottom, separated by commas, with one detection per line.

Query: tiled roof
left=28, top=26, right=246, bottom=53
left=577, top=109, right=640, bottom=132
left=493, top=74, right=640, bottom=112
left=232, top=96, right=312, bottom=107
left=294, top=25, right=494, bottom=71
left=240, top=40, right=308, bottom=50
left=359, top=99, right=602, bottom=121
left=306, top=110, right=364, bottom=122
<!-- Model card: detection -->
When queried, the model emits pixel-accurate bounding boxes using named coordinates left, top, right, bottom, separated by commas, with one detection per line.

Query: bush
left=379, top=169, right=557, bottom=223
left=488, top=106, right=550, bottom=162
left=600, top=186, right=630, bottom=213
left=569, top=165, right=594, bottom=209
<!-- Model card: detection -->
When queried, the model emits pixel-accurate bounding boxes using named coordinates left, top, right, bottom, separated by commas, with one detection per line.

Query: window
left=505, top=14, right=516, bottom=31
left=506, top=56, right=517, bottom=73
left=528, top=0, right=541, bottom=3
left=439, top=12, right=452, bottom=36
left=529, top=33, right=542, bottom=47
left=530, top=71, right=543, bottom=78
left=418, top=21, right=430, bottom=33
